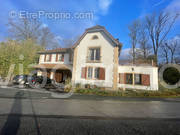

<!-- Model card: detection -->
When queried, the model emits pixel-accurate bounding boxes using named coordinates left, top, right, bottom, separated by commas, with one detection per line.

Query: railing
left=86, top=56, right=101, bottom=63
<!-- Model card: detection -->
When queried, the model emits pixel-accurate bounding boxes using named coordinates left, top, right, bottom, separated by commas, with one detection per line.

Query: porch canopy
left=34, top=64, right=71, bottom=70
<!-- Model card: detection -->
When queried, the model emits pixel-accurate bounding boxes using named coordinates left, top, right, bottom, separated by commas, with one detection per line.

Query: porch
left=34, top=64, right=72, bottom=83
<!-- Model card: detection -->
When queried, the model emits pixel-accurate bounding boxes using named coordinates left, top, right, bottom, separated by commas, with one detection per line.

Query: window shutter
left=119, top=73, right=126, bottom=84
left=81, top=67, right=87, bottom=79
left=119, top=73, right=124, bottom=84
left=99, top=68, right=105, bottom=80
left=50, top=54, right=52, bottom=61
left=56, top=54, right=58, bottom=62
left=62, top=54, right=64, bottom=62
left=124, top=73, right=126, bottom=84
left=85, top=67, right=87, bottom=78
left=141, top=74, right=150, bottom=86
left=44, top=54, right=47, bottom=62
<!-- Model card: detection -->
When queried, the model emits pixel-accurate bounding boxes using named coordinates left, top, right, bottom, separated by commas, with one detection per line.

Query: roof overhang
left=38, top=48, right=73, bottom=54
left=33, top=64, right=72, bottom=70
left=72, top=25, right=123, bottom=49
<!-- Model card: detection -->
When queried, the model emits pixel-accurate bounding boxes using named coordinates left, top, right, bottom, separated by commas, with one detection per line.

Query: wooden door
left=55, top=71, right=63, bottom=83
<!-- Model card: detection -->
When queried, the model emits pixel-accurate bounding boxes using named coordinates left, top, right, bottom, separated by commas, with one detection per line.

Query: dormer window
left=92, top=35, right=98, bottom=40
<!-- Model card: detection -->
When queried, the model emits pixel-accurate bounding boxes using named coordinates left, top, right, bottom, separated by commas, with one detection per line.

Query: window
left=126, top=73, right=133, bottom=84
left=94, top=68, right=100, bottom=79
left=82, top=67, right=105, bottom=80
left=87, top=67, right=93, bottom=78
left=135, top=74, right=142, bottom=85
left=88, top=48, right=100, bottom=61
left=58, top=54, right=64, bottom=62
left=45, top=54, right=51, bottom=62
left=92, top=35, right=98, bottom=40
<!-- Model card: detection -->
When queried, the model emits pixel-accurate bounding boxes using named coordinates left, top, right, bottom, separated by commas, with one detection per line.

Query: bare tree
left=8, top=18, right=41, bottom=41
left=62, top=35, right=80, bottom=48
left=160, top=37, right=180, bottom=64
left=145, top=11, right=179, bottom=64
left=166, top=40, right=178, bottom=63
left=138, top=24, right=152, bottom=59
left=8, top=18, right=58, bottom=48
left=62, top=39, right=75, bottom=48
left=128, top=20, right=140, bottom=64
left=39, top=27, right=57, bottom=48
left=160, top=43, right=169, bottom=64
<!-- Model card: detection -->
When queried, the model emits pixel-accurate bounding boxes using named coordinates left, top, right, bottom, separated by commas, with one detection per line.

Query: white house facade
left=35, top=25, right=159, bottom=90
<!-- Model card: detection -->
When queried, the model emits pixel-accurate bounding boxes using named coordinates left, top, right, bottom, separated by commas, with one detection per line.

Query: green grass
left=74, top=86, right=180, bottom=98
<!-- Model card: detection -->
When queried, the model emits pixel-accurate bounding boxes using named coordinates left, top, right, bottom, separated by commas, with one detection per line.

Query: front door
left=55, top=71, right=63, bottom=83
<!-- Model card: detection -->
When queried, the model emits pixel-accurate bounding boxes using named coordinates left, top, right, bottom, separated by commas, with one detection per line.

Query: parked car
left=27, top=75, right=55, bottom=88
left=13, top=75, right=55, bottom=88
left=13, top=75, right=28, bottom=85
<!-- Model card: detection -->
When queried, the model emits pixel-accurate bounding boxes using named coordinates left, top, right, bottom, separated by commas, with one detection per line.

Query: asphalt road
left=0, top=115, right=180, bottom=135
left=0, top=87, right=180, bottom=135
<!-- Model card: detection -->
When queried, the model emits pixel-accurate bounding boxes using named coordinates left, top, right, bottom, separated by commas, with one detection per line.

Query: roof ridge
left=72, top=25, right=122, bottom=48
left=85, top=25, right=105, bottom=31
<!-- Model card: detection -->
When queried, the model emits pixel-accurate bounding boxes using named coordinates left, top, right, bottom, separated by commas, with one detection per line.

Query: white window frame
left=135, top=74, right=142, bottom=85
left=87, top=67, right=93, bottom=79
left=45, top=54, right=51, bottom=62
left=88, top=47, right=100, bottom=61
left=86, top=67, right=102, bottom=80
left=94, top=67, right=100, bottom=79
left=58, top=54, right=64, bottom=62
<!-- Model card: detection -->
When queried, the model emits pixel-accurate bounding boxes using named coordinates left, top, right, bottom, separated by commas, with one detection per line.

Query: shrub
left=100, top=87, right=105, bottom=90
left=74, top=85, right=180, bottom=97
left=64, top=78, right=72, bottom=92
left=85, top=84, right=91, bottom=89
left=75, top=83, right=81, bottom=89
left=93, top=85, right=98, bottom=89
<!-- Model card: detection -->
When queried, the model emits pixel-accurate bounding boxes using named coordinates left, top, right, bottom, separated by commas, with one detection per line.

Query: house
left=35, top=48, right=73, bottom=83
left=35, top=25, right=158, bottom=90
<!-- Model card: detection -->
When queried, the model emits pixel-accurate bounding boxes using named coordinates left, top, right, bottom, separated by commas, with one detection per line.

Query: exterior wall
left=118, top=65, right=158, bottom=90
left=39, top=53, right=71, bottom=65
left=72, top=47, right=78, bottom=85
left=113, top=47, right=119, bottom=90
left=73, top=31, right=115, bottom=88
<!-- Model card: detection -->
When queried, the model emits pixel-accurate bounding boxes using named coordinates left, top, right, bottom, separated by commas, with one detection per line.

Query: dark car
left=13, top=75, right=55, bottom=88
left=13, top=75, right=28, bottom=85
left=27, top=75, right=55, bottom=88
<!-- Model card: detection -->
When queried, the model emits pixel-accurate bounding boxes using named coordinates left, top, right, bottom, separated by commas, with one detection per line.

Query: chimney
left=152, top=60, right=154, bottom=66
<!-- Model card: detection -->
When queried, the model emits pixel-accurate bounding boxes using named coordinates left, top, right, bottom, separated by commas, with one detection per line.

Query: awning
left=33, top=64, right=72, bottom=70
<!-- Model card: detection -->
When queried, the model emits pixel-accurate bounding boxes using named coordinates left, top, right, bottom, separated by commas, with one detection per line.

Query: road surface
left=0, top=87, right=180, bottom=135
